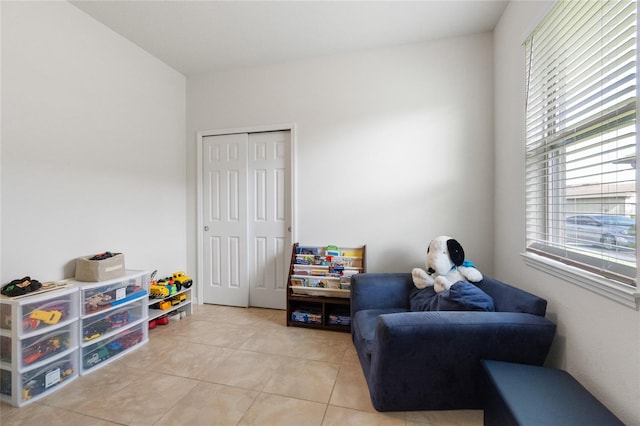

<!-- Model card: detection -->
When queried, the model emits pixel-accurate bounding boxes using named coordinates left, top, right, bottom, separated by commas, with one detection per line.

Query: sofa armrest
left=350, top=273, right=413, bottom=316
left=476, top=276, right=548, bottom=316
left=368, top=311, right=556, bottom=410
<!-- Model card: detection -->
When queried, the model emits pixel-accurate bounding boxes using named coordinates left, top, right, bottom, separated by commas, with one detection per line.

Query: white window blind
left=525, top=0, right=637, bottom=287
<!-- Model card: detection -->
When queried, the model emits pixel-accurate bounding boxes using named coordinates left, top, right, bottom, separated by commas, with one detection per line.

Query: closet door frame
left=196, top=123, right=297, bottom=306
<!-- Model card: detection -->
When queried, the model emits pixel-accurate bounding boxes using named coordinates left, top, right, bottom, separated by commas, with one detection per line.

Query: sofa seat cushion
left=353, top=308, right=407, bottom=358
left=409, top=281, right=495, bottom=312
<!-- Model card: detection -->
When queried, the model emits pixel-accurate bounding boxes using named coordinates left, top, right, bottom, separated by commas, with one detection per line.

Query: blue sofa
left=350, top=273, right=556, bottom=412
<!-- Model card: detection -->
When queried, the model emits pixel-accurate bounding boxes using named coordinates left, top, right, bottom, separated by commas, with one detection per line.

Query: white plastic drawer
left=20, top=354, right=77, bottom=403
left=0, top=288, right=78, bottom=336
left=80, top=275, right=148, bottom=316
left=20, top=323, right=76, bottom=369
left=82, top=323, right=146, bottom=373
left=82, top=301, right=144, bottom=343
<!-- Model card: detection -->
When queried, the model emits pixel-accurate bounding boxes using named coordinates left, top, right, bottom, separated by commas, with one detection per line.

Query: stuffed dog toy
left=412, top=236, right=482, bottom=293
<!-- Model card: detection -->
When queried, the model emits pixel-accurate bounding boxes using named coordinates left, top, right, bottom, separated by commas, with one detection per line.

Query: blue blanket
left=409, top=280, right=495, bottom=312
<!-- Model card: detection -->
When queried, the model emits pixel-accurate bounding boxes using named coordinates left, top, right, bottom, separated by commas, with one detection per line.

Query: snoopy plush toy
left=412, top=236, right=483, bottom=293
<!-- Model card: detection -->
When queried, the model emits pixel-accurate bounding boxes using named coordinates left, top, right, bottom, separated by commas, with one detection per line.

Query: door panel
left=248, top=131, right=290, bottom=309
left=202, top=133, right=249, bottom=307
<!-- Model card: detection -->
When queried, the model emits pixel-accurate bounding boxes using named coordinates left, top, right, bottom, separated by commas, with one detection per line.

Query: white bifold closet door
left=201, top=131, right=291, bottom=309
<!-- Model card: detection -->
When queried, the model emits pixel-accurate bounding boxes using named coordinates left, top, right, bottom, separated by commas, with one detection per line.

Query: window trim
left=522, top=251, right=640, bottom=309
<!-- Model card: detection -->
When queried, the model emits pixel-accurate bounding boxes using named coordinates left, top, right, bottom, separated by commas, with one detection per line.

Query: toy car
left=22, top=317, right=40, bottom=331
left=106, top=340, right=123, bottom=353
left=83, top=319, right=111, bottom=341
left=84, top=346, right=109, bottom=368
left=170, top=293, right=187, bottom=305
left=29, top=309, right=62, bottom=325
left=172, top=271, right=193, bottom=289
left=22, top=334, right=67, bottom=365
left=85, top=292, right=112, bottom=311
left=119, top=331, right=143, bottom=349
left=107, top=311, right=130, bottom=328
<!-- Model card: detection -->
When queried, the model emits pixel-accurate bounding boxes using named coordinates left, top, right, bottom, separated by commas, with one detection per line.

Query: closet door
left=247, top=131, right=291, bottom=309
left=201, top=130, right=291, bottom=308
left=202, top=133, right=249, bottom=307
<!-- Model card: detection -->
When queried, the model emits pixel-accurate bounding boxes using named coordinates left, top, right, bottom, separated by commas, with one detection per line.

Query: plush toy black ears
left=447, top=239, right=465, bottom=266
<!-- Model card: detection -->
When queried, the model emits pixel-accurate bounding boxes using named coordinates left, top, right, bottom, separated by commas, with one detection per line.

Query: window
left=524, top=0, right=637, bottom=289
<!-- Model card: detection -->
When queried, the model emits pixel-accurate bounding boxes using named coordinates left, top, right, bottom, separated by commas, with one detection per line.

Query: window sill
left=521, top=252, right=640, bottom=309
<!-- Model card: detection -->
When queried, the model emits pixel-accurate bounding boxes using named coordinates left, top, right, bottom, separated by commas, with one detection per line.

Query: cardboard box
left=75, top=253, right=125, bottom=282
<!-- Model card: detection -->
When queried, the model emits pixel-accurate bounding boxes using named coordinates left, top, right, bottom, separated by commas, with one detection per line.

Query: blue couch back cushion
left=409, top=281, right=495, bottom=312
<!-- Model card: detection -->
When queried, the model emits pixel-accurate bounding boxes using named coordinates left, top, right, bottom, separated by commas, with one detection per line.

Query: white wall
left=494, top=2, right=640, bottom=424
left=1, top=1, right=187, bottom=281
left=187, top=34, right=495, bottom=278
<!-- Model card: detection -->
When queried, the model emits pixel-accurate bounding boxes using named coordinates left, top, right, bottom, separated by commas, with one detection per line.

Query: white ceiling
left=70, top=0, right=508, bottom=76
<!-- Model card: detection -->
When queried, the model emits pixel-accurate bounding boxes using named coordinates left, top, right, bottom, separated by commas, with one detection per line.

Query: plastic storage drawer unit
left=0, top=286, right=79, bottom=407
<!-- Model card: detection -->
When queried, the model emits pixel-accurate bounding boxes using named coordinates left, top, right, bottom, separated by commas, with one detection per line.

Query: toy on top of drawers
left=74, top=252, right=125, bottom=282
left=1, top=277, right=42, bottom=297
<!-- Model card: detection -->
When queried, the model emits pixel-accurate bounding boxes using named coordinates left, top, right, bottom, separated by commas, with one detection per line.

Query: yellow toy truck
left=149, top=284, right=170, bottom=298
left=171, top=271, right=193, bottom=289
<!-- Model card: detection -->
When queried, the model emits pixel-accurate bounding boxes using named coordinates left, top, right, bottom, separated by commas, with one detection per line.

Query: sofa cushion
left=353, top=308, right=407, bottom=358
left=409, top=281, right=495, bottom=312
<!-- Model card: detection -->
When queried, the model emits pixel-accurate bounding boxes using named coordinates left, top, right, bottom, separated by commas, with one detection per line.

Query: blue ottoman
left=481, top=360, right=623, bottom=425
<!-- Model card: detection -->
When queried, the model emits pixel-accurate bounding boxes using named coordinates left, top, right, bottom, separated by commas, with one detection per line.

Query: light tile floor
left=0, top=304, right=483, bottom=425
